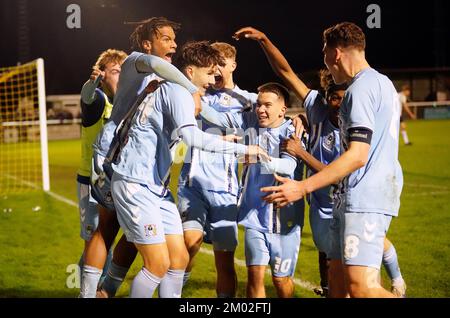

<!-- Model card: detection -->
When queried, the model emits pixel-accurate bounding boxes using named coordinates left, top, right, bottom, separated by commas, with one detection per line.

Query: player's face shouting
left=212, top=57, right=236, bottom=90
left=148, top=26, right=177, bottom=63
left=256, top=91, right=286, bottom=128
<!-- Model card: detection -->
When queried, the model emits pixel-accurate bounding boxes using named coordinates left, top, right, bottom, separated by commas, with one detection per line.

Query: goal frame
left=37, top=58, right=50, bottom=191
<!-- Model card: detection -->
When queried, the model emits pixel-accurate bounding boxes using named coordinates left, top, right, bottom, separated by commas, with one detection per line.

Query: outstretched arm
left=136, top=54, right=201, bottom=111
left=135, top=54, right=198, bottom=94
left=179, top=125, right=270, bottom=162
left=166, top=84, right=270, bottom=162
left=261, top=155, right=297, bottom=176
left=200, top=100, right=246, bottom=129
left=80, top=69, right=103, bottom=104
left=261, top=141, right=369, bottom=207
left=233, top=27, right=310, bottom=100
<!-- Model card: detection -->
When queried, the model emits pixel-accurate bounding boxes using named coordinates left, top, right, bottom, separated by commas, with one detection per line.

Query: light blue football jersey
left=93, top=52, right=157, bottom=157
left=199, top=106, right=304, bottom=234
left=336, top=67, right=403, bottom=216
left=238, top=119, right=304, bottom=234
left=179, top=85, right=257, bottom=195
left=112, top=82, right=198, bottom=195
left=304, top=90, right=340, bottom=219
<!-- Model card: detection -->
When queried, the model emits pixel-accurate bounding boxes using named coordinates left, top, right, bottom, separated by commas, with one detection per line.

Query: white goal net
left=0, top=58, right=50, bottom=194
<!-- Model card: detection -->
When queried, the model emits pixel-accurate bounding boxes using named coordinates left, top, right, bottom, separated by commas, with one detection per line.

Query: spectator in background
left=398, top=85, right=416, bottom=146
left=17, top=96, right=37, bottom=120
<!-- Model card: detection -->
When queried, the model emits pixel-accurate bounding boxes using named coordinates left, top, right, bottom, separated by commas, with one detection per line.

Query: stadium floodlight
left=0, top=58, right=50, bottom=194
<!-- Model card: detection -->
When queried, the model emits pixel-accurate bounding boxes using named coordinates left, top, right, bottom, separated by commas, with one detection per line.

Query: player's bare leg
left=84, top=205, right=119, bottom=268
left=83, top=233, right=107, bottom=270
left=112, top=234, right=137, bottom=268
left=247, top=265, right=266, bottom=298
left=214, top=250, right=237, bottom=297
left=131, top=243, right=170, bottom=298
left=183, top=230, right=203, bottom=274
left=158, top=234, right=189, bottom=297
left=272, top=276, right=294, bottom=298
left=166, top=234, right=190, bottom=270
left=345, top=265, right=397, bottom=298
left=328, top=259, right=347, bottom=298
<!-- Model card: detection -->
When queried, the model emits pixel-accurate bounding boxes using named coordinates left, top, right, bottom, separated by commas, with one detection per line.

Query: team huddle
left=75, top=17, right=406, bottom=298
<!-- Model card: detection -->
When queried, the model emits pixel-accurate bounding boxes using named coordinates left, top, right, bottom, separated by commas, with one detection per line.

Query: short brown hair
left=211, top=42, right=237, bottom=60
left=129, top=17, right=181, bottom=52
left=93, top=49, right=127, bottom=71
left=323, top=22, right=366, bottom=50
left=175, top=41, right=225, bottom=70
left=257, top=82, right=290, bottom=106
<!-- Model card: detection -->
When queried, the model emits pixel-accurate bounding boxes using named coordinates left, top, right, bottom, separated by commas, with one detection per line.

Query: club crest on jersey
left=219, top=94, right=232, bottom=106
left=144, top=224, right=157, bottom=237
left=323, top=132, right=335, bottom=152
left=105, top=191, right=112, bottom=203
left=97, top=171, right=106, bottom=188
left=85, top=225, right=94, bottom=235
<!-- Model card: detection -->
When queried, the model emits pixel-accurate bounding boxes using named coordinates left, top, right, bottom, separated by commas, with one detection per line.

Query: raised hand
left=90, top=67, right=105, bottom=83
left=233, top=26, right=267, bottom=42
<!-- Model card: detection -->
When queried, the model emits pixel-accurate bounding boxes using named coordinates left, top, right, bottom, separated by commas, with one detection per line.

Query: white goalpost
left=37, top=58, right=50, bottom=191
left=0, top=58, right=50, bottom=194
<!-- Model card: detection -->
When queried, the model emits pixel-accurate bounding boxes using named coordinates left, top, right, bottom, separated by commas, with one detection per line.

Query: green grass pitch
left=0, top=119, right=449, bottom=297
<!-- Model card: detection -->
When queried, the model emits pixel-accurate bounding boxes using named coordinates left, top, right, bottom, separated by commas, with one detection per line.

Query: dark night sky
left=0, top=0, right=448, bottom=94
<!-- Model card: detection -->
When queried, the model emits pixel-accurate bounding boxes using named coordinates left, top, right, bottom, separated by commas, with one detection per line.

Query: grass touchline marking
left=404, top=182, right=449, bottom=191
left=5, top=174, right=78, bottom=207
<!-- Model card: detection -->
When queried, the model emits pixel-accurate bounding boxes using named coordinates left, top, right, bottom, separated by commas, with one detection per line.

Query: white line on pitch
left=5, top=174, right=78, bottom=207
left=403, top=190, right=449, bottom=196
left=404, top=182, right=449, bottom=190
